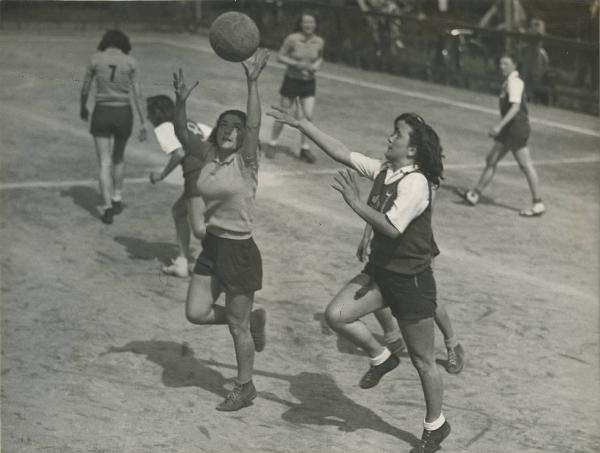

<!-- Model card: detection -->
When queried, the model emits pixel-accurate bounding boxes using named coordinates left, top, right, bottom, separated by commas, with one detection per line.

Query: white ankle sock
left=370, top=347, right=391, bottom=366
left=424, top=413, right=445, bottom=431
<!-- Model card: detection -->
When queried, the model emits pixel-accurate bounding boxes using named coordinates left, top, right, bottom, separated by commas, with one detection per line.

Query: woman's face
left=301, top=15, right=317, bottom=35
left=217, top=113, right=245, bottom=150
left=384, top=120, right=413, bottom=162
left=499, top=56, right=516, bottom=77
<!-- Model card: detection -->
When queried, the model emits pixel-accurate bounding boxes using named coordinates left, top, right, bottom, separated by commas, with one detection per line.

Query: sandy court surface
left=1, top=31, right=599, bottom=453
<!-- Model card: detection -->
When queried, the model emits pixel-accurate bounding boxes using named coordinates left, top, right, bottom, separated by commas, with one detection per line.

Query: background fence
left=1, top=0, right=598, bottom=115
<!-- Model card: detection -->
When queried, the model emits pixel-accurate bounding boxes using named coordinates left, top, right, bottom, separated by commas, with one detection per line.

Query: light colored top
left=280, top=32, right=325, bottom=80
left=503, top=70, right=525, bottom=104
left=195, top=146, right=259, bottom=239
left=350, top=152, right=432, bottom=234
left=154, top=121, right=212, bottom=154
left=83, top=48, right=137, bottom=106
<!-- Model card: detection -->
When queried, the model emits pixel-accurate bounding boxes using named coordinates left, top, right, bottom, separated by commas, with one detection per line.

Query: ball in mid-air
left=209, top=12, right=260, bottom=62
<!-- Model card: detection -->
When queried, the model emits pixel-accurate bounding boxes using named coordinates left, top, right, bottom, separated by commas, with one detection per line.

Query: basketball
left=209, top=12, right=260, bottom=62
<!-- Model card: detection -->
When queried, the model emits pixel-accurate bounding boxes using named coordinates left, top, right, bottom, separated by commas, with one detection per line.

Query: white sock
left=444, top=336, right=458, bottom=349
left=424, top=413, right=445, bottom=431
left=269, top=140, right=277, bottom=147
left=370, top=347, right=391, bottom=366
left=112, top=192, right=122, bottom=202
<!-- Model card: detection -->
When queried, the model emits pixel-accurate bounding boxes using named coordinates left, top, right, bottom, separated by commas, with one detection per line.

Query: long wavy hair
left=98, top=29, right=131, bottom=54
left=395, top=112, right=444, bottom=187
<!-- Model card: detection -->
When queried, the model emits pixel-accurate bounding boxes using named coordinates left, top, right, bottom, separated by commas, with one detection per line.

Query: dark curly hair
left=395, top=112, right=444, bottom=187
left=98, top=29, right=131, bottom=54
left=208, top=110, right=247, bottom=145
left=146, top=95, right=175, bottom=127
left=294, top=10, right=319, bottom=33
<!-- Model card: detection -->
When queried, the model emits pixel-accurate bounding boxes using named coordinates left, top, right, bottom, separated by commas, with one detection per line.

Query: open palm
left=172, top=68, right=199, bottom=101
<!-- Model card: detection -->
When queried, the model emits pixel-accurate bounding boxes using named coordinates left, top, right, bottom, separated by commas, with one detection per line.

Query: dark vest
left=367, top=168, right=436, bottom=275
left=500, top=76, right=529, bottom=127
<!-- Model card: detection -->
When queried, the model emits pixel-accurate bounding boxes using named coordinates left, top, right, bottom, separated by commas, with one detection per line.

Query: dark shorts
left=496, top=120, right=530, bottom=150
left=279, top=76, right=316, bottom=99
left=364, top=263, right=437, bottom=321
left=193, top=232, right=262, bottom=294
left=90, top=104, right=133, bottom=139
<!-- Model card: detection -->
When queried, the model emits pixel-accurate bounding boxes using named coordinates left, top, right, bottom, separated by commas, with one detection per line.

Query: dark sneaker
left=216, top=381, right=257, bottom=411
left=250, top=308, right=266, bottom=352
left=299, top=147, right=316, bottom=164
left=446, top=343, right=464, bottom=375
left=359, top=353, right=400, bottom=389
left=386, top=337, right=406, bottom=356
left=411, top=421, right=451, bottom=453
left=111, top=200, right=124, bottom=215
left=101, top=207, right=114, bottom=225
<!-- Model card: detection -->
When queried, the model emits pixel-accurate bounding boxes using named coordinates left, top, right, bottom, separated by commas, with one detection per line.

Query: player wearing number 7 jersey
left=80, top=29, right=147, bottom=224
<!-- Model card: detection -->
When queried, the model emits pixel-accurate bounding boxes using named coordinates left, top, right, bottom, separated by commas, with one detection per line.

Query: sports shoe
left=386, top=337, right=406, bottom=356
left=250, top=308, right=267, bottom=352
left=411, top=421, right=451, bottom=453
left=359, top=353, right=400, bottom=389
left=457, top=188, right=479, bottom=206
left=216, top=381, right=257, bottom=411
left=446, top=343, right=464, bottom=374
left=299, top=147, right=316, bottom=164
left=161, top=256, right=189, bottom=278
left=519, top=201, right=545, bottom=217
left=111, top=200, right=124, bottom=215
left=101, top=207, right=114, bottom=225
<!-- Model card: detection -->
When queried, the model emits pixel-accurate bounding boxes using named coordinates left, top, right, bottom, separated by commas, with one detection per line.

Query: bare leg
left=513, top=146, right=542, bottom=201
left=433, top=303, right=454, bottom=343
left=270, top=96, right=295, bottom=145
left=93, top=136, right=113, bottom=209
left=473, top=141, right=509, bottom=195
left=325, top=273, right=387, bottom=358
left=399, top=317, right=443, bottom=422
left=187, top=197, right=206, bottom=240
left=172, top=195, right=193, bottom=261
left=185, top=274, right=227, bottom=324
left=225, top=292, right=255, bottom=383
left=111, top=135, right=129, bottom=201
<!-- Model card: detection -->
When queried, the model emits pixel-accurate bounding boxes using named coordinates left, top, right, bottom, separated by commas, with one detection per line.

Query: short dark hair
left=501, top=53, right=521, bottom=70
left=294, top=10, right=319, bottom=33
left=395, top=113, right=444, bottom=187
left=98, top=29, right=131, bottom=54
left=146, top=95, right=175, bottom=126
left=208, top=110, right=247, bottom=145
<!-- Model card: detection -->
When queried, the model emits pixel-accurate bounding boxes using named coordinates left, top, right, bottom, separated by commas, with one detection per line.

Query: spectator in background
left=575, top=0, right=599, bottom=91
left=357, top=0, right=407, bottom=57
left=520, top=17, right=551, bottom=104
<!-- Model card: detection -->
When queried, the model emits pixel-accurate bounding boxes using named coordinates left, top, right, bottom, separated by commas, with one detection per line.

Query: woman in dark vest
left=458, top=54, right=545, bottom=217
left=267, top=108, right=450, bottom=453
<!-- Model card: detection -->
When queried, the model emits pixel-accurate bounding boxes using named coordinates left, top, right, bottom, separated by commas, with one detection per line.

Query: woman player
left=268, top=11, right=324, bottom=163
left=147, top=94, right=212, bottom=277
left=457, top=54, right=545, bottom=217
left=172, top=49, right=269, bottom=412
left=80, top=29, right=147, bottom=224
left=268, top=107, right=451, bottom=453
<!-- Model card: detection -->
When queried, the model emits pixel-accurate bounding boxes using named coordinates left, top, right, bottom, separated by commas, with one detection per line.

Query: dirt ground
left=1, top=30, right=599, bottom=453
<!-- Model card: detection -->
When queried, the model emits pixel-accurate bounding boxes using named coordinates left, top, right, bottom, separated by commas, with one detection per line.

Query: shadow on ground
left=114, top=236, right=178, bottom=265
left=60, top=185, right=101, bottom=219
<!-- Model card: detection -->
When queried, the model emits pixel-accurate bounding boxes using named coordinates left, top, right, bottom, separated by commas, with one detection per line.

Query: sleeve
left=507, top=76, right=525, bottom=104
left=385, top=173, right=430, bottom=234
left=279, top=34, right=295, bottom=56
left=184, top=120, right=211, bottom=159
left=349, top=152, right=383, bottom=179
left=154, top=122, right=182, bottom=154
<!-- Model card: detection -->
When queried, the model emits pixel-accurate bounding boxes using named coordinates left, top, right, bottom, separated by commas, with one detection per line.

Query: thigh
left=512, top=146, right=533, bottom=166
left=225, top=292, right=253, bottom=326
left=186, top=273, right=223, bottom=313
left=280, top=95, right=295, bottom=109
left=172, top=194, right=187, bottom=218
left=112, top=135, right=129, bottom=163
left=186, top=196, right=205, bottom=237
left=93, top=136, right=112, bottom=165
left=326, top=272, right=386, bottom=323
left=299, top=96, right=315, bottom=118
left=398, top=317, right=435, bottom=360
left=488, top=141, right=509, bottom=163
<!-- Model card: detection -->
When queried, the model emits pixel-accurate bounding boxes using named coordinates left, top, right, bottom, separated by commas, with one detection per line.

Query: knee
left=409, top=352, right=435, bottom=374
left=190, top=223, right=206, bottom=240
left=185, top=305, right=211, bottom=324
left=484, top=154, right=498, bottom=168
left=172, top=202, right=186, bottom=220
left=227, top=319, right=249, bottom=338
left=324, top=304, right=348, bottom=331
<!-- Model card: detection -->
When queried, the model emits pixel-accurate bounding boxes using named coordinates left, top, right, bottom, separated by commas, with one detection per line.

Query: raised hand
left=266, top=105, right=300, bottom=128
left=242, top=48, right=270, bottom=81
left=172, top=68, right=199, bottom=102
left=331, top=169, right=361, bottom=206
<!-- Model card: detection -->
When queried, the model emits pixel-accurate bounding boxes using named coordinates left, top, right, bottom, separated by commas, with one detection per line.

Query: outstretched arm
left=267, top=107, right=355, bottom=168
left=150, top=147, right=186, bottom=183
left=240, top=49, right=270, bottom=167
left=172, top=68, right=199, bottom=150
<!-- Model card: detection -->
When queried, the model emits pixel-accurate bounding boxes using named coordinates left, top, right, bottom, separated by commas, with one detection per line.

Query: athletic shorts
left=279, top=76, right=316, bottom=99
left=90, top=104, right=133, bottom=139
left=193, top=232, right=262, bottom=294
left=496, top=120, right=530, bottom=150
left=364, top=263, right=437, bottom=321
